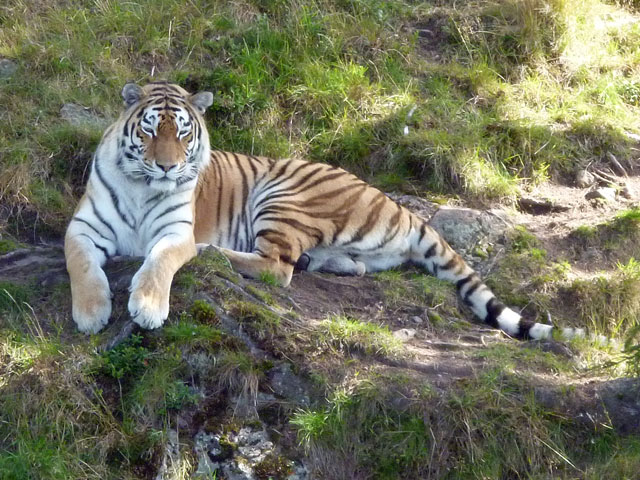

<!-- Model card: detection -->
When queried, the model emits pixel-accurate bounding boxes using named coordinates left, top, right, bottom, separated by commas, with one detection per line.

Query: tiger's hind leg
left=296, top=248, right=366, bottom=276
left=217, top=248, right=296, bottom=286
left=215, top=228, right=314, bottom=286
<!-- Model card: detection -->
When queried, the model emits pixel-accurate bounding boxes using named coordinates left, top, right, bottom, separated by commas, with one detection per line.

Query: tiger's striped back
left=193, top=151, right=565, bottom=341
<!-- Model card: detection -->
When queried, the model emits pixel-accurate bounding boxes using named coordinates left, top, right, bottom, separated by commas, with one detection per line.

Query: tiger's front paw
left=128, top=268, right=170, bottom=329
left=71, top=273, right=112, bottom=334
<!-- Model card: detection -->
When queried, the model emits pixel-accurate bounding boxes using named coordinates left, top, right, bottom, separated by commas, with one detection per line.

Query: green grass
left=292, top=372, right=431, bottom=479
left=568, top=258, right=640, bottom=337
left=228, top=299, right=281, bottom=339
left=316, top=315, right=403, bottom=358
left=292, top=367, right=640, bottom=479
left=373, top=268, right=460, bottom=317
left=257, top=270, right=280, bottom=287
left=572, top=208, right=640, bottom=261
left=474, top=342, right=572, bottom=374
left=0, top=281, right=35, bottom=313
left=163, top=320, right=223, bottom=347
left=486, top=226, right=568, bottom=314
left=0, top=237, right=24, bottom=255
left=3, top=0, right=640, bottom=237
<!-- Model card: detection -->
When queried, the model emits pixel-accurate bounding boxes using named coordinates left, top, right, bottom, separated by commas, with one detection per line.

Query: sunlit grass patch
left=486, top=226, right=567, bottom=312
left=3, top=0, right=640, bottom=220
left=568, top=258, right=640, bottom=337
left=474, top=342, right=573, bottom=374
left=228, top=299, right=281, bottom=339
left=163, top=320, right=223, bottom=347
left=316, top=315, right=403, bottom=358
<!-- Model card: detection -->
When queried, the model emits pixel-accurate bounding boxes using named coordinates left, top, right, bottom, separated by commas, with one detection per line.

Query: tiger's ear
left=121, top=83, right=144, bottom=107
left=190, top=91, right=214, bottom=114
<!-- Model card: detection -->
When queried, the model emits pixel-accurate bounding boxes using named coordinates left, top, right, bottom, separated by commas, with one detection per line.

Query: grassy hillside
left=3, top=1, right=640, bottom=479
left=2, top=0, right=640, bottom=238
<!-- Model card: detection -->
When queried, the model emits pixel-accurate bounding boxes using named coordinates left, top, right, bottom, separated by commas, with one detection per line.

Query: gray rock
left=387, top=193, right=439, bottom=220
left=287, top=464, right=310, bottom=480
left=428, top=206, right=511, bottom=254
left=268, top=363, right=310, bottom=406
left=625, top=131, right=640, bottom=143
left=393, top=328, right=416, bottom=342
left=411, top=315, right=424, bottom=325
left=586, top=187, right=616, bottom=202
left=194, top=425, right=307, bottom=480
left=0, top=59, right=17, bottom=78
left=222, top=460, right=256, bottom=480
left=155, top=429, right=184, bottom=480
left=193, top=431, right=222, bottom=478
left=60, top=103, right=107, bottom=127
left=575, top=169, right=595, bottom=188
left=621, top=182, right=634, bottom=199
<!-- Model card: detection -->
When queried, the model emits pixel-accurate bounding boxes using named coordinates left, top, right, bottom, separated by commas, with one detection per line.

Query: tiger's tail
left=410, top=219, right=586, bottom=341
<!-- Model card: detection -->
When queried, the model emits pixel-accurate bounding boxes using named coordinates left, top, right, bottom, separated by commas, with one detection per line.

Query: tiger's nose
left=157, top=162, right=177, bottom=172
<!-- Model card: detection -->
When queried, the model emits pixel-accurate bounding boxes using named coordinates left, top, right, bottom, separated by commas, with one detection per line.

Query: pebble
left=393, top=328, right=417, bottom=342
left=0, top=59, right=17, bottom=78
left=575, top=169, right=595, bottom=188
left=585, top=187, right=616, bottom=202
left=620, top=182, right=634, bottom=199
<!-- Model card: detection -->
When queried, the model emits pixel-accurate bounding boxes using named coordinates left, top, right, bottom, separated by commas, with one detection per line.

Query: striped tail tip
left=496, top=309, right=610, bottom=344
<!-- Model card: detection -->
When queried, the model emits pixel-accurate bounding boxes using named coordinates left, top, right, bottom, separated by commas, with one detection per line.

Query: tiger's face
left=119, top=82, right=213, bottom=192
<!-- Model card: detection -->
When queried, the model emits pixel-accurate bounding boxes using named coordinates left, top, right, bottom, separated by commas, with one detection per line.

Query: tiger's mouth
left=147, top=174, right=179, bottom=192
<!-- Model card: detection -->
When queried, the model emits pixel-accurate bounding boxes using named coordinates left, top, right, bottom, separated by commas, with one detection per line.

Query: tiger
left=65, top=81, right=578, bottom=341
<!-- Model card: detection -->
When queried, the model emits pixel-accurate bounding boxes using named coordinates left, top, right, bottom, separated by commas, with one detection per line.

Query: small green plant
left=191, top=299, right=219, bottom=324
left=163, top=320, right=223, bottom=346
left=95, top=334, right=149, bottom=380
left=254, top=453, right=293, bottom=480
left=162, top=380, right=198, bottom=413
left=0, top=238, right=22, bottom=255
left=258, top=270, right=280, bottom=287
left=574, top=224, right=597, bottom=240
left=611, top=208, right=640, bottom=235
left=510, top=225, right=541, bottom=253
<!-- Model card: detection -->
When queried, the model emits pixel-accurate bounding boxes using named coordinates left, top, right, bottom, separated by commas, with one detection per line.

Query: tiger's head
left=118, top=82, right=213, bottom=192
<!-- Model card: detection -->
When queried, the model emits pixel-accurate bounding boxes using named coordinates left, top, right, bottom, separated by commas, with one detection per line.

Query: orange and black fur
left=66, top=82, right=573, bottom=340
left=193, top=151, right=559, bottom=340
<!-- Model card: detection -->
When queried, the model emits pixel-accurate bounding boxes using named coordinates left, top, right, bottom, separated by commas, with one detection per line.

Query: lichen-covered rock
left=193, top=425, right=307, bottom=480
